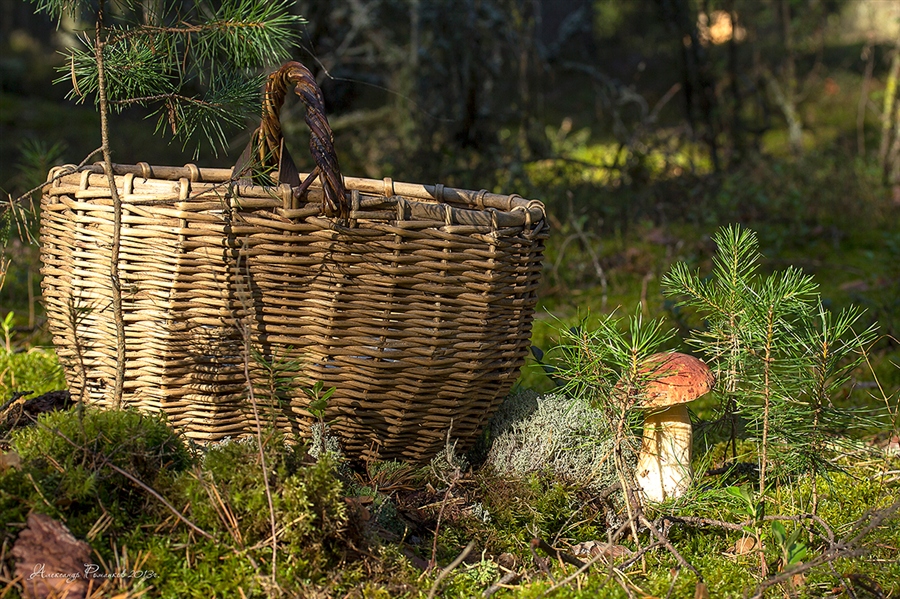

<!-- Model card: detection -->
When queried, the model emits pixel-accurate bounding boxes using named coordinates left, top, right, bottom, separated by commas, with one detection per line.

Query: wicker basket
left=39, top=62, right=548, bottom=462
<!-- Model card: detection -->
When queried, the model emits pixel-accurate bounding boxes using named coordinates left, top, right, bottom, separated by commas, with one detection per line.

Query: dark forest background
left=1, top=0, right=899, bottom=357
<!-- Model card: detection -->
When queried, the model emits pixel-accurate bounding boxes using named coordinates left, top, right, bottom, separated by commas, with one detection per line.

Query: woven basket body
left=40, top=163, right=547, bottom=461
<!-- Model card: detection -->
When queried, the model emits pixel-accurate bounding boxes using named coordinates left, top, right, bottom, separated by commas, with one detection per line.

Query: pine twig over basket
left=39, top=61, right=549, bottom=462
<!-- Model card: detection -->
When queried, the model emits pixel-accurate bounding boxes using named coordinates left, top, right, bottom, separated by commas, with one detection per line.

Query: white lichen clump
left=485, top=390, right=619, bottom=489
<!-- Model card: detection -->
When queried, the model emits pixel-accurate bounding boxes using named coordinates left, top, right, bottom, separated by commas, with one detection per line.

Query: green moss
left=2, top=406, right=191, bottom=542
left=169, top=434, right=348, bottom=579
left=0, top=406, right=355, bottom=596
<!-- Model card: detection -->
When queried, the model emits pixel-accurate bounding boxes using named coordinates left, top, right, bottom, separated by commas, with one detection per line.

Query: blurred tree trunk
left=656, top=0, right=721, bottom=172
left=777, top=0, right=802, bottom=154
left=726, top=1, right=744, bottom=160
left=879, top=43, right=900, bottom=187
left=2, top=0, right=12, bottom=39
left=458, top=0, right=481, bottom=148
left=763, top=68, right=803, bottom=154
left=513, top=0, right=540, bottom=159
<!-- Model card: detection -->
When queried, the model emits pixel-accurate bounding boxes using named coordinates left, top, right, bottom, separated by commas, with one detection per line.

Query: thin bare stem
left=542, top=540, right=661, bottom=597
left=109, top=92, right=230, bottom=108
left=235, top=247, right=279, bottom=583
left=530, top=538, right=586, bottom=569
left=93, top=11, right=126, bottom=409
left=639, top=514, right=701, bottom=580
left=748, top=530, right=878, bottom=599
left=7, top=147, right=102, bottom=208
left=427, top=540, right=474, bottom=599
left=427, top=426, right=460, bottom=572
left=106, top=20, right=272, bottom=46
left=483, top=570, right=520, bottom=598
left=662, top=513, right=836, bottom=545
left=857, top=39, right=875, bottom=157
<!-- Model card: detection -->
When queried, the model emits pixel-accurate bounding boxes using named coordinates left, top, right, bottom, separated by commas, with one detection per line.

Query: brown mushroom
left=627, top=352, right=715, bottom=502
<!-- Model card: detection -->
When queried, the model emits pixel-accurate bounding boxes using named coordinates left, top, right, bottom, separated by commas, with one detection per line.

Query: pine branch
left=27, top=0, right=305, bottom=411
left=43, top=0, right=301, bottom=154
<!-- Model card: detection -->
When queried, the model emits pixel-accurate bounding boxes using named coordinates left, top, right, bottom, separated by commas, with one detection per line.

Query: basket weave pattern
left=39, top=63, right=547, bottom=462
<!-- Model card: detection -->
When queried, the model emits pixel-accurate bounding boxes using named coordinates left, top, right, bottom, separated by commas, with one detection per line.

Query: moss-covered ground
left=0, top=401, right=897, bottom=598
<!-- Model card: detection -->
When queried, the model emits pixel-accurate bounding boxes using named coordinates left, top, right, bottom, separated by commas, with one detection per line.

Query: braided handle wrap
left=256, top=61, right=346, bottom=217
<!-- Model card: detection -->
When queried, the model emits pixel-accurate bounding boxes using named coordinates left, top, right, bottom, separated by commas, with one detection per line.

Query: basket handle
left=232, top=61, right=347, bottom=217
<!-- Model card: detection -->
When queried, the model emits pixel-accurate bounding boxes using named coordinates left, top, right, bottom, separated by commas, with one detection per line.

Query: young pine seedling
left=303, top=381, right=337, bottom=459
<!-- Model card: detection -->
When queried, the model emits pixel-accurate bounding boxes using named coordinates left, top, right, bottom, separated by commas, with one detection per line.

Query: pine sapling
left=740, top=265, right=816, bottom=497
left=663, top=224, right=881, bottom=543
left=551, top=305, right=675, bottom=551
left=793, top=302, right=878, bottom=517
left=662, top=224, right=818, bottom=496
left=663, top=224, right=763, bottom=459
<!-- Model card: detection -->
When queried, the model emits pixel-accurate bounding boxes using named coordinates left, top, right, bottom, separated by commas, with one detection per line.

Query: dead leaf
left=570, top=540, right=633, bottom=559
left=644, top=227, right=677, bottom=246
left=344, top=497, right=371, bottom=524
left=695, top=582, right=710, bottom=599
left=732, top=536, right=757, bottom=555
left=0, top=450, right=21, bottom=472
left=11, top=513, right=92, bottom=599
left=839, top=279, right=870, bottom=293
left=496, top=552, right=518, bottom=571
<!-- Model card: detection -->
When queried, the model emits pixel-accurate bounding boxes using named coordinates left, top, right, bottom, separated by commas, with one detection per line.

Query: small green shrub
left=0, top=344, right=66, bottom=398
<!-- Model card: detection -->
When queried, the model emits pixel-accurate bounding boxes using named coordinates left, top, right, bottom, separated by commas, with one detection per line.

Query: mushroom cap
left=632, top=352, right=715, bottom=409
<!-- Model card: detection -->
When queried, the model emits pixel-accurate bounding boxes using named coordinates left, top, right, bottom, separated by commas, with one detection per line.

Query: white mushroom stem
left=635, top=404, right=693, bottom=503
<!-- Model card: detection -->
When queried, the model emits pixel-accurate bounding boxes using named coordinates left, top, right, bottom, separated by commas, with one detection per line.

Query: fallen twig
left=483, top=569, right=521, bottom=597
left=662, top=513, right=836, bottom=544
left=640, top=514, right=702, bottom=581
left=748, top=499, right=900, bottom=599
left=663, top=567, right=680, bottom=599
left=539, top=544, right=609, bottom=596
left=530, top=538, right=555, bottom=583
left=541, top=539, right=662, bottom=598
left=597, top=481, right=622, bottom=503
left=542, top=519, right=649, bottom=597
left=531, top=537, right=586, bottom=569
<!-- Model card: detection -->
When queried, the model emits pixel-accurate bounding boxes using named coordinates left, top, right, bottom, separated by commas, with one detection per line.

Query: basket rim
left=48, top=162, right=547, bottom=231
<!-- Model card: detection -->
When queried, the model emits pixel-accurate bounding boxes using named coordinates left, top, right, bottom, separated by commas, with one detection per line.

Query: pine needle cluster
left=33, top=0, right=303, bottom=154
left=28, top=0, right=304, bottom=401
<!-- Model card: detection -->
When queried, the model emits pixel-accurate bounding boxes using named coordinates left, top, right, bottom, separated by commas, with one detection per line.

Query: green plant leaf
left=788, top=544, right=808, bottom=565
left=772, top=520, right=787, bottom=546
left=725, top=486, right=746, bottom=501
